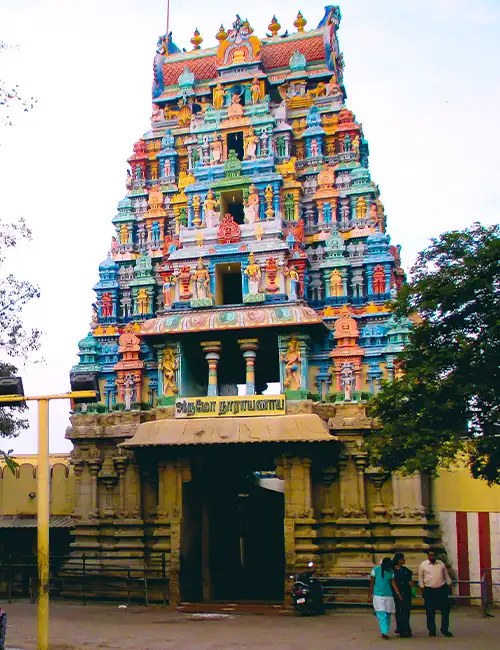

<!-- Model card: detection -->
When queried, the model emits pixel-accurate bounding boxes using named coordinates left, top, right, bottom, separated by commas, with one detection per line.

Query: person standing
left=392, top=552, right=413, bottom=638
left=418, top=549, right=453, bottom=637
left=369, top=557, right=403, bottom=639
left=0, top=607, right=7, bottom=650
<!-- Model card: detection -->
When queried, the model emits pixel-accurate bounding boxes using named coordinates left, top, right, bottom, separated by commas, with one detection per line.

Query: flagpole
left=166, top=0, right=170, bottom=40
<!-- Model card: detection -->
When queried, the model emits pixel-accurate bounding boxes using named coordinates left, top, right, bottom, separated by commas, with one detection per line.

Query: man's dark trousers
left=423, top=585, right=450, bottom=635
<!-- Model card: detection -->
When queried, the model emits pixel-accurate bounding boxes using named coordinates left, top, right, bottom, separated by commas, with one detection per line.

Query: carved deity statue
left=151, top=103, right=165, bottom=123
left=282, top=338, right=301, bottom=391
left=250, top=77, right=262, bottom=104
left=160, top=348, right=178, bottom=397
left=126, top=169, right=133, bottom=190
left=136, top=288, right=150, bottom=315
left=244, top=252, right=261, bottom=295
left=325, top=75, right=341, bottom=96
left=340, top=363, right=356, bottom=401
left=101, top=292, right=113, bottom=317
left=177, top=265, right=192, bottom=300
left=373, top=265, right=386, bottom=294
left=244, top=184, right=260, bottom=224
left=356, top=197, right=366, bottom=220
left=213, top=82, right=225, bottom=110
left=191, top=258, right=211, bottom=299
left=310, top=139, right=320, bottom=157
left=119, top=224, right=129, bottom=245
left=210, top=137, right=223, bottom=164
left=329, top=269, right=343, bottom=297
left=203, top=189, right=219, bottom=228
left=162, top=277, right=173, bottom=308
left=244, top=127, right=258, bottom=159
left=123, top=374, right=135, bottom=411
left=227, top=92, right=244, bottom=118
left=288, top=266, right=300, bottom=299
left=284, top=193, right=295, bottom=221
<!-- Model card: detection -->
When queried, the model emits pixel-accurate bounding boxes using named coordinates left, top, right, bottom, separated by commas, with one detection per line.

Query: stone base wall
left=65, top=402, right=441, bottom=604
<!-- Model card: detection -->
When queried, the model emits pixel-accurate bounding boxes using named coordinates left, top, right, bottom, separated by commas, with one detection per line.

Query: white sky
left=0, top=0, right=499, bottom=453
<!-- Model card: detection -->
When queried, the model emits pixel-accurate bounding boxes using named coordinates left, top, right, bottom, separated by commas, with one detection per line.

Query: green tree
left=0, top=219, right=41, bottom=445
left=366, top=222, right=500, bottom=485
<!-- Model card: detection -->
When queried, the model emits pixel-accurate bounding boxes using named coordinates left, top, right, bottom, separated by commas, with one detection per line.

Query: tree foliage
left=0, top=219, right=41, bottom=441
left=365, top=222, right=500, bottom=484
left=0, top=42, right=36, bottom=127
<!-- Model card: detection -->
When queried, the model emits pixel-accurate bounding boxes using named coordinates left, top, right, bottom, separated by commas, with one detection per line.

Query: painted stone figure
left=213, top=82, right=225, bottom=110
left=284, top=193, right=295, bottom=221
left=192, top=259, right=211, bottom=299
left=340, top=363, right=356, bottom=401
left=282, top=338, right=301, bottom=391
left=119, top=224, right=129, bottom=245
left=101, top=292, right=113, bottom=317
left=177, top=265, right=192, bottom=300
left=162, top=277, right=173, bottom=308
left=288, top=266, right=300, bottom=299
left=250, top=77, right=262, bottom=104
left=123, top=374, right=135, bottom=411
left=210, top=137, right=223, bottom=164
left=373, top=265, right=386, bottom=294
left=330, top=269, right=343, bottom=297
left=203, top=190, right=219, bottom=228
left=126, top=169, right=133, bottom=190
left=160, top=348, right=178, bottom=397
left=137, top=288, right=150, bottom=314
left=151, top=103, right=164, bottom=122
left=244, top=184, right=260, bottom=224
left=227, top=93, right=244, bottom=118
left=245, top=127, right=258, bottom=159
left=310, top=139, right=320, bottom=157
left=244, top=252, right=261, bottom=295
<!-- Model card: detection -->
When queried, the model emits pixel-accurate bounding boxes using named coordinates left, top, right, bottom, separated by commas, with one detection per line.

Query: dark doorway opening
left=215, top=262, right=242, bottom=306
left=227, top=131, right=244, bottom=161
left=228, top=200, right=244, bottom=225
left=181, top=455, right=284, bottom=603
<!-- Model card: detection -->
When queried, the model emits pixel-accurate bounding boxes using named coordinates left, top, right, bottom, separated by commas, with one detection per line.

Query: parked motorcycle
left=292, top=562, right=325, bottom=616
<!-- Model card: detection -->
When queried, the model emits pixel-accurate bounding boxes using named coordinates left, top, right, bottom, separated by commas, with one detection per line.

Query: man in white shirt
left=418, top=549, right=453, bottom=637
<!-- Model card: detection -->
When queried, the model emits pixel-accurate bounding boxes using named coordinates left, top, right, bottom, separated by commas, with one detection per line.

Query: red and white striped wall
left=439, top=512, right=500, bottom=603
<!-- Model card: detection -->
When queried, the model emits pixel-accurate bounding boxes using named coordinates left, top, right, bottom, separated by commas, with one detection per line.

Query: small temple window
left=227, top=131, right=244, bottom=161
left=220, top=190, right=245, bottom=225
left=215, top=262, right=243, bottom=305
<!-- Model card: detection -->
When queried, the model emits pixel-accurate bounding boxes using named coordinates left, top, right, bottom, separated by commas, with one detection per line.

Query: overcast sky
left=1, top=0, right=499, bottom=453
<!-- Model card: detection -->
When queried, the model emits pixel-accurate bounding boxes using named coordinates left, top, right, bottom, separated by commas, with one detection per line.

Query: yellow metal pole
left=37, top=399, right=50, bottom=650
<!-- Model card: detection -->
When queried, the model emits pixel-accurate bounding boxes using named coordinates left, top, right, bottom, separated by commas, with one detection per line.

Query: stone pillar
left=238, top=338, right=259, bottom=395
left=88, top=458, right=101, bottom=519
left=390, top=473, right=432, bottom=562
left=113, top=454, right=129, bottom=517
left=366, top=468, right=389, bottom=518
left=70, top=458, right=85, bottom=519
left=200, top=341, right=221, bottom=397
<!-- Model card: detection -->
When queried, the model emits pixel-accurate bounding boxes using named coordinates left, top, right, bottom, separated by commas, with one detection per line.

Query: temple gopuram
left=68, top=6, right=436, bottom=605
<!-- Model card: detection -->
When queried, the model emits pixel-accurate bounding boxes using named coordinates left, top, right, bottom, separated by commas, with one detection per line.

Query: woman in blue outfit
left=369, top=557, right=403, bottom=639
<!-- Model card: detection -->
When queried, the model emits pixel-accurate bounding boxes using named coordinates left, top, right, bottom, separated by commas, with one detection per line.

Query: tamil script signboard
left=175, top=395, right=286, bottom=418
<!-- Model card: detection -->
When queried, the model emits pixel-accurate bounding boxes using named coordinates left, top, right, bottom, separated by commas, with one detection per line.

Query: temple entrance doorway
left=180, top=452, right=284, bottom=603
left=215, top=262, right=243, bottom=306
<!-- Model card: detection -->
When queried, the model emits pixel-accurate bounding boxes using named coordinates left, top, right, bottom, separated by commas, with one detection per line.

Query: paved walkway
left=2, top=602, right=499, bottom=649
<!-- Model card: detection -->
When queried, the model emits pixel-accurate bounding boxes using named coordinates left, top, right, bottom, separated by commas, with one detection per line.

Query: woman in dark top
left=392, top=552, right=413, bottom=638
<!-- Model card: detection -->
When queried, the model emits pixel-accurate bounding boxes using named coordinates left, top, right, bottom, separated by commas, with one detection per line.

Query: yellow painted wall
left=434, top=466, right=500, bottom=513
left=0, top=454, right=75, bottom=515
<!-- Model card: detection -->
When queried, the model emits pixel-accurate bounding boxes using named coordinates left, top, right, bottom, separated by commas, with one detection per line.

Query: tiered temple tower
left=68, top=7, right=435, bottom=605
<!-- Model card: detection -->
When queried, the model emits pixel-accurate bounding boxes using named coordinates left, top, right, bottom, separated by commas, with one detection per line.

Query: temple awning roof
left=120, top=414, right=336, bottom=447
left=140, top=303, right=326, bottom=336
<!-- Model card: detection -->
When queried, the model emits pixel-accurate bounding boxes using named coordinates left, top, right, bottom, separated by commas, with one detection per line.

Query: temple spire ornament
left=294, top=11, right=307, bottom=33
left=268, top=16, right=281, bottom=38
left=190, top=28, right=203, bottom=50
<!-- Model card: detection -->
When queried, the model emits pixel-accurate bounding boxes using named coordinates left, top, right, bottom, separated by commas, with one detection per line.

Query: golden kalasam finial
left=268, top=15, right=281, bottom=38
left=190, top=28, right=203, bottom=50
left=294, top=11, right=307, bottom=32
left=216, top=24, right=227, bottom=42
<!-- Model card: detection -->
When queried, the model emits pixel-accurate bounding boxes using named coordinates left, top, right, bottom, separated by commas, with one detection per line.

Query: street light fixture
left=0, top=375, right=99, bottom=650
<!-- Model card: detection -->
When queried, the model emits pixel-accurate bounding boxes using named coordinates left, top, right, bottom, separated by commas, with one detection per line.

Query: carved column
left=70, top=458, right=85, bottom=519
left=353, top=452, right=368, bottom=517
left=200, top=341, right=221, bottom=397
left=366, top=467, right=389, bottom=517
left=87, top=458, right=101, bottom=519
left=238, top=338, right=259, bottom=395
left=113, top=454, right=129, bottom=517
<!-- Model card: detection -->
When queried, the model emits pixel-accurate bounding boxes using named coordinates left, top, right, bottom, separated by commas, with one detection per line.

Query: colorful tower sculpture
left=72, top=8, right=407, bottom=404
left=68, top=7, right=434, bottom=601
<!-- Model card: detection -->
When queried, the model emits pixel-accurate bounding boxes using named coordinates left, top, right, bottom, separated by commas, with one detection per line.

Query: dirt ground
left=2, top=601, right=499, bottom=650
